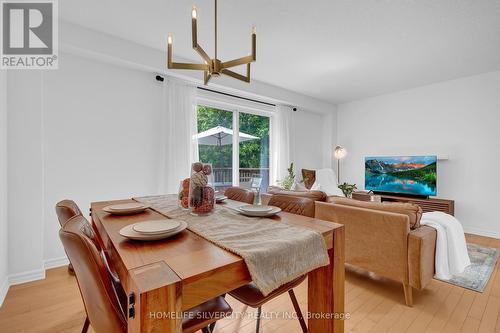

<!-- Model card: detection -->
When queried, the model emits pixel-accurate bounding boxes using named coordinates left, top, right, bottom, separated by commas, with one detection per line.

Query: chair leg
left=255, top=306, right=262, bottom=333
left=403, top=283, right=413, bottom=307
left=288, top=289, right=307, bottom=333
left=201, top=327, right=212, bottom=333
left=81, top=316, right=90, bottom=333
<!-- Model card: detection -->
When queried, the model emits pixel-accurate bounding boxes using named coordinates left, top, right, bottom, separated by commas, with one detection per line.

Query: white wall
left=7, top=71, right=45, bottom=281
left=6, top=53, right=164, bottom=281
left=42, top=54, right=163, bottom=262
left=337, top=70, right=500, bottom=237
left=0, top=71, right=8, bottom=305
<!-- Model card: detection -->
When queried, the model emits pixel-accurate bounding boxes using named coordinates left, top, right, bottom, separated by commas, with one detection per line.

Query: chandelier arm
left=221, top=64, right=250, bottom=83
left=221, top=31, right=256, bottom=69
left=221, top=55, right=254, bottom=69
left=194, top=45, right=211, bottom=64
left=192, top=9, right=212, bottom=63
left=169, top=62, right=210, bottom=70
left=204, top=71, right=212, bottom=85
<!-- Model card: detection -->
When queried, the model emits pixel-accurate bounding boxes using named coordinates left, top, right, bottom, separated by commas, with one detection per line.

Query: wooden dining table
left=91, top=198, right=345, bottom=333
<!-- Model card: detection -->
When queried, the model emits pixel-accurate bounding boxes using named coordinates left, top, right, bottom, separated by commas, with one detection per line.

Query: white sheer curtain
left=271, top=105, right=292, bottom=185
left=158, top=78, right=199, bottom=194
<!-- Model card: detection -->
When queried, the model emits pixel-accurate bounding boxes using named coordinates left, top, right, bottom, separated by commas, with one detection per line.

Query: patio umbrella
left=196, top=126, right=258, bottom=146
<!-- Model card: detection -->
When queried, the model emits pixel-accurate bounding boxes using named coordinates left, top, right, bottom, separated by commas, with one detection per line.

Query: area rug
left=436, top=243, right=499, bottom=292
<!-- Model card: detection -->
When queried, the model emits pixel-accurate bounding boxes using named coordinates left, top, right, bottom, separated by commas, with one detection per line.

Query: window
left=196, top=103, right=270, bottom=193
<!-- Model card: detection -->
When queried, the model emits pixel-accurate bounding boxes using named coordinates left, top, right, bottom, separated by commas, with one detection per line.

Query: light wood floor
left=1, top=233, right=500, bottom=333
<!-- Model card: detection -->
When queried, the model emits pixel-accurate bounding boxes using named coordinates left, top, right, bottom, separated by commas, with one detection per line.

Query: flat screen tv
left=365, top=155, right=437, bottom=197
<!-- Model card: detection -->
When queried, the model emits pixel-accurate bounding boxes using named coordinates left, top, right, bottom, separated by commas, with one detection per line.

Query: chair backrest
left=225, top=187, right=255, bottom=204
left=55, top=199, right=83, bottom=227
left=268, top=195, right=315, bottom=218
left=59, top=215, right=127, bottom=333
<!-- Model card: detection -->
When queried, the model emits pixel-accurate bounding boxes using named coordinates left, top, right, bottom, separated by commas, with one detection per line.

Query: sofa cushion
left=328, top=196, right=423, bottom=229
left=301, top=169, right=316, bottom=189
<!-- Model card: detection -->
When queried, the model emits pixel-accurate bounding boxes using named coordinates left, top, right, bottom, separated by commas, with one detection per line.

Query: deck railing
left=213, top=167, right=270, bottom=191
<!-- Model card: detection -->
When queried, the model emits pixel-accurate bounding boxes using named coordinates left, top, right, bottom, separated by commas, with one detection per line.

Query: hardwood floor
left=1, top=233, right=500, bottom=332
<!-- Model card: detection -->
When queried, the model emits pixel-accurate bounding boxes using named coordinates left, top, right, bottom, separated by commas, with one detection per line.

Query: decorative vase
left=178, top=178, right=190, bottom=210
left=188, top=162, right=215, bottom=215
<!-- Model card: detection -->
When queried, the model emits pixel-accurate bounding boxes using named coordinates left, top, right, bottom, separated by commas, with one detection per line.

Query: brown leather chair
left=56, top=199, right=84, bottom=274
left=224, top=186, right=255, bottom=204
left=229, top=195, right=313, bottom=333
left=268, top=195, right=315, bottom=218
left=58, top=204, right=232, bottom=333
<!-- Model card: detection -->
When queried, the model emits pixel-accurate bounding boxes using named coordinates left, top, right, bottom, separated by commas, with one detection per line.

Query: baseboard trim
left=44, top=256, right=69, bottom=270
left=8, top=268, right=45, bottom=286
left=0, top=277, right=8, bottom=307
left=464, top=227, right=500, bottom=240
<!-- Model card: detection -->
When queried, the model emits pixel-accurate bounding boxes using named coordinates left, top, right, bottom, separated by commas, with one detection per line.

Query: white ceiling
left=60, top=0, right=500, bottom=104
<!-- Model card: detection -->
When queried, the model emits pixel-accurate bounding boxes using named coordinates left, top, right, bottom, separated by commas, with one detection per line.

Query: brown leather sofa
left=261, top=187, right=327, bottom=205
left=315, top=198, right=437, bottom=306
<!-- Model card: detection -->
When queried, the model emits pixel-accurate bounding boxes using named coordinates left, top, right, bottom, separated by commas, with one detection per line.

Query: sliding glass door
left=197, top=105, right=233, bottom=191
left=239, top=112, right=270, bottom=192
left=196, top=104, right=270, bottom=193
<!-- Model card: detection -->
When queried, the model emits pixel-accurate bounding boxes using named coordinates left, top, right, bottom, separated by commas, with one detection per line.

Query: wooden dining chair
left=224, top=186, right=255, bottom=204
left=228, top=195, right=315, bottom=333
left=58, top=203, right=232, bottom=333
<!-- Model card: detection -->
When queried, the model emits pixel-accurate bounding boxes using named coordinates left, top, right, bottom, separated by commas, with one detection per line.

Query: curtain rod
left=197, top=87, right=276, bottom=107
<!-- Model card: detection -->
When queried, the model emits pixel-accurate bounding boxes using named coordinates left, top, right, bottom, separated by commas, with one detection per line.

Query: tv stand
left=352, top=192, right=455, bottom=215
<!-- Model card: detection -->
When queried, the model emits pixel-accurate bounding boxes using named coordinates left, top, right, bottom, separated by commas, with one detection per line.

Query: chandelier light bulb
left=167, top=34, right=173, bottom=44
left=192, top=6, right=197, bottom=19
left=252, top=26, right=257, bottom=35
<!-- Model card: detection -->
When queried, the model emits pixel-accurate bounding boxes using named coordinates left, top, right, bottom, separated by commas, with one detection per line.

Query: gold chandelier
left=167, top=0, right=256, bottom=85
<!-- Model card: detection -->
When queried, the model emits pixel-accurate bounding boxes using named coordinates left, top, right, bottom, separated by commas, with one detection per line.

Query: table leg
left=128, top=262, right=183, bottom=333
left=308, top=227, right=345, bottom=333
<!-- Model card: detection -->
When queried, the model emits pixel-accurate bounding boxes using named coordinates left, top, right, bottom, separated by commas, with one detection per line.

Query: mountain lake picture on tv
left=365, top=155, right=437, bottom=196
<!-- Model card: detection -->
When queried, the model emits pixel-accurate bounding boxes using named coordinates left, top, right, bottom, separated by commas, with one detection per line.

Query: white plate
left=103, top=203, right=150, bottom=215
left=238, top=206, right=282, bottom=217
left=120, top=221, right=188, bottom=241
left=239, top=205, right=273, bottom=213
left=132, top=220, right=181, bottom=235
left=106, top=202, right=149, bottom=211
left=216, top=195, right=227, bottom=203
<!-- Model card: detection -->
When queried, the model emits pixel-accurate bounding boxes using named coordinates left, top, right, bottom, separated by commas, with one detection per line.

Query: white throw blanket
left=420, top=211, right=471, bottom=280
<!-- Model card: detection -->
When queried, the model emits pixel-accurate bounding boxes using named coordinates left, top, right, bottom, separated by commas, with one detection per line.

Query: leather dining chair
left=224, top=186, right=255, bottom=204
left=228, top=195, right=314, bottom=333
left=58, top=202, right=233, bottom=333
left=56, top=200, right=84, bottom=274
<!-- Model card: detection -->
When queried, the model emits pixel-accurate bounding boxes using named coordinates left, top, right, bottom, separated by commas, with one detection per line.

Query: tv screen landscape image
left=365, top=155, right=437, bottom=196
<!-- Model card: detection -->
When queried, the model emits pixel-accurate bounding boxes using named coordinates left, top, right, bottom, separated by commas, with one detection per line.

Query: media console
left=352, top=191, right=455, bottom=216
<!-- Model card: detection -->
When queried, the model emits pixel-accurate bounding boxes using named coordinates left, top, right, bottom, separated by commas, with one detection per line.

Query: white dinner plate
left=103, top=202, right=150, bottom=215
left=132, top=219, right=181, bottom=235
left=239, top=205, right=273, bottom=213
left=120, top=221, right=188, bottom=241
left=215, top=195, right=227, bottom=203
left=237, top=206, right=282, bottom=217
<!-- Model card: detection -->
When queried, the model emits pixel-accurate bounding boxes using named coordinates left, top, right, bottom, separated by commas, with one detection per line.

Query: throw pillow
left=301, top=169, right=316, bottom=189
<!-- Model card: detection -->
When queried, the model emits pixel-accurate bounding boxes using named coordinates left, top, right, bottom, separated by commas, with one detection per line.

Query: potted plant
left=338, top=182, right=357, bottom=198
left=279, top=163, right=295, bottom=190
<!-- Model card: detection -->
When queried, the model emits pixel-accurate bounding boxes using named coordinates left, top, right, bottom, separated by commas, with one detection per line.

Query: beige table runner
left=135, top=194, right=330, bottom=296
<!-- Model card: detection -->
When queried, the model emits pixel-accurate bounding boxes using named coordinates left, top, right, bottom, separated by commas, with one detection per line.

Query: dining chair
left=55, top=199, right=84, bottom=275
left=224, top=186, right=255, bottom=204
left=268, top=194, right=315, bottom=218
left=228, top=195, right=314, bottom=333
left=58, top=204, right=232, bottom=333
